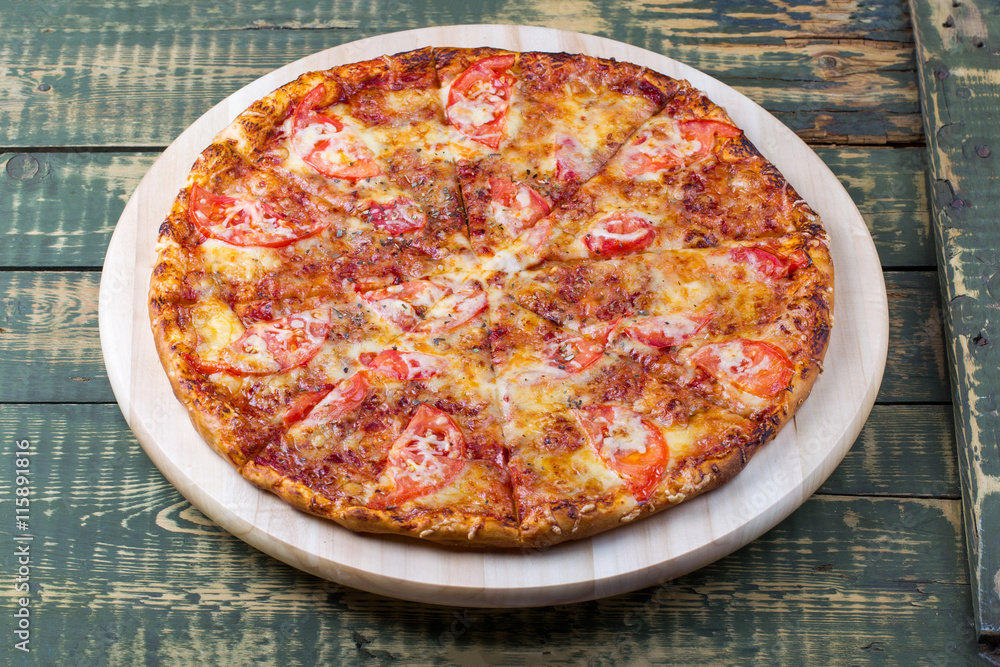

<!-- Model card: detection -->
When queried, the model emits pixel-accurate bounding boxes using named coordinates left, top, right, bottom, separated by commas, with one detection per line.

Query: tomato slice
left=412, top=285, right=488, bottom=334
left=583, top=212, right=656, bottom=257
left=625, top=311, right=713, bottom=348
left=574, top=405, right=669, bottom=501
left=359, top=280, right=453, bottom=331
left=293, top=372, right=371, bottom=427
left=221, top=309, right=331, bottom=374
left=489, top=177, right=550, bottom=237
left=364, top=196, right=427, bottom=235
left=730, top=246, right=808, bottom=280
left=544, top=329, right=610, bottom=375
left=691, top=338, right=793, bottom=398
left=622, top=119, right=741, bottom=176
left=446, top=54, right=517, bottom=149
left=188, top=185, right=324, bottom=248
left=377, top=404, right=467, bottom=506
left=291, top=85, right=380, bottom=180
left=283, top=386, right=335, bottom=426
left=554, top=134, right=588, bottom=183
left=681, top=119, right=742, bottom=153
left=362, top=350, right=448, bottom=380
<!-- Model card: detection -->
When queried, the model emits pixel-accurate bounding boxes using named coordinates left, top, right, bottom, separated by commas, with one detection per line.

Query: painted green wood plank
left=817, top=147, right=934, bottom=267
left=3, top=0, right=913, bottom=42
left=819, top=404, right=958, bottom=497
left=0, top=404, right=978, bottom=665
left=910, top=0, right=1000, bottom=642
left=0, top=272, right=110, bottom=403
left=1, top=30, right=919, bottom=147
left=0, top=152, right=158, bottom=268
left=880, top=270, right=950, bottom=403
left=0, top=270, right=945, bottom=403
left=0, top=148, right=931, bottom=269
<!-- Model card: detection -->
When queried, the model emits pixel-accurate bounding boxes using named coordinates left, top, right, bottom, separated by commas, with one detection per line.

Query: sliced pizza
left=486, top=287, right=769, bottom=545
left=217, top=47, right=476, bottom=276
left=241, top=276, right=519, bottom=546
left=434, top=48, right=680, bottom=262
left=493, top=86, right=824, bottom=270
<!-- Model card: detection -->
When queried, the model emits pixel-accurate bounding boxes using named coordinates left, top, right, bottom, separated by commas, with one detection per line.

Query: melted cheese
left=600, top=411, right=650, bottom=460
left=191, top=300, right=245, bottom=352
left=197, top=239, right=282, bottom=283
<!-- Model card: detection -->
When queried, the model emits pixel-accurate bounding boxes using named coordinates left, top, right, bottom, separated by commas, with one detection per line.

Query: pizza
left=149, top=47, right=833, bottom=548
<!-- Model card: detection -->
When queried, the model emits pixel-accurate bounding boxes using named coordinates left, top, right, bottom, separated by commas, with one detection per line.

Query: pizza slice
left=218, top=47, right=476, bottom=274
left=241, top=276, right=519, bottom=546
left=153, top=141, right=474, bottom=310
left=492, top=85, right=824, bottom=270
left=487, top=287, right=766, bottom=545
left=501, top=237, right=833, bottom=417
left=503, top=235, right=829, bottom=344
left=434, top=48, right=679, bottom=261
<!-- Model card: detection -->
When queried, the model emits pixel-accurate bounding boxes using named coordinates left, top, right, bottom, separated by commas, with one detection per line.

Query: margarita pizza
left=149, top=47, right=833, bottom=548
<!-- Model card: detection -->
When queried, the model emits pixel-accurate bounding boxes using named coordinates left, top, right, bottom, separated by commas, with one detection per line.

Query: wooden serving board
left=98, top=25, right=888, bottom=608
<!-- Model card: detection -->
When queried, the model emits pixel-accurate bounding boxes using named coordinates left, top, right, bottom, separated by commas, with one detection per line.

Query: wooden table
left=0, top=0, right=989, bottom=663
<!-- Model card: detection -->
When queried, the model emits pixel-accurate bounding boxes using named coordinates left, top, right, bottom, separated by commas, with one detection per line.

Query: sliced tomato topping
left=291, top=85, right=380, bottom=180
left=625, top=310, right=714, bottom=349
left=554, top=134, right=588, bottom=183
left=359, top=280, right=453, bottom=331
left=378, top=405, right=467, bottom=506
left=681, top=119, right=742, bottom=152
left=583, top=212, right=656, bottom=257
left=730, top=246, right=808, bottom=280
left=363, top=350, right=448, bottom=380
left=575, top=405, right=669, bottom=501
left=446, top=54, right=517, bottom=149
left=412, top=285, right=488, bottom=334
left=221, top=309, right=331, bottom=374
left=622, top=119, right=741, bottom=176
left=489, top=177, right=550, bottom=237
left=188, top=185, right=324, bottom=248
left=544, top=328, right=611, bottom=375
left=283, top=386, right=335, bottom=426
left=691, top=338, right=793, bottom=398
left=364, top=196, right=426, bottom=235
left=293, top=372, right=371, bottom=427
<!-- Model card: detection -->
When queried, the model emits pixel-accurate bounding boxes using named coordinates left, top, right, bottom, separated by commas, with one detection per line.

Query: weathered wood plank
left=816, top=147, right=933, bottom=267
left=910, top=0, right=1000, bottom=642
left=3, top=0, right=914, bottom=42
left=0, top=404, right=978, bottom=664
left=0, top=148, right=930, bottom=269
left=819, top=404, right=958, bottom=497
left=881, top=270, right=949, bottom=403
left=1, top=30, right=919, bottom=147
left=0, top=152, right=158, bottom=268
left=0, top=270, right=946, bottom=403
left=0, top=272, right=107, bottom=403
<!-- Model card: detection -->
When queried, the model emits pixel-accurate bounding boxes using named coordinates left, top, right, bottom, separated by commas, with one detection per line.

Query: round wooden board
left=99, top=25, right=888, bottom=608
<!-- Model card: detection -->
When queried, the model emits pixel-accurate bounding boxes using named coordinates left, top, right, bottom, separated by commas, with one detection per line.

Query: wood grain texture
left=3, top=0, right=914, bottom=41
left=816, top=147, right=934, bottom=268
left=0, top=148, right=931, bottom=269
left=910, top=0, right=1000, bottom=642
left=0, top=271, right=106, bottom=403
left=819, top=404, right=958, bottom=497
left=0, top=404, right=978, bottom=665
left=0, top=152, right=158, bottom=268
left=882, top=271, right=950, bottom=404
left=1, top=30, right=918, bottom=147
